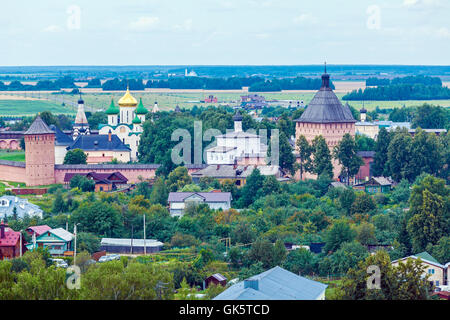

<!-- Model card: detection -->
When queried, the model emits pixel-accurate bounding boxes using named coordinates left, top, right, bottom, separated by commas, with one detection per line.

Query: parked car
left=98, top=254, right=121, bottom=263
left=51, top=258, right=68, bottom=268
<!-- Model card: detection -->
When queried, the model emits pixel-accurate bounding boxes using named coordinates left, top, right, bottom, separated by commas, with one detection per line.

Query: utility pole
left=19, top=230, right=23, bottom=257
left=130, top=225, right=134, bottom=255
left=143, top=214, right=146, bottom=255
left=74, top=224, right=77, bottom=265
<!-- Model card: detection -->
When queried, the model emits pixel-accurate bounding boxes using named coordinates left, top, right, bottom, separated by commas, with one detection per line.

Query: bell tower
left=24, top=115, right=56, bottom=186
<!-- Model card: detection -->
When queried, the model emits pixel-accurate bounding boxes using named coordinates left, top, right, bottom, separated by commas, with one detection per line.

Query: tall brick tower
left=24, top=115, right=55, bottom=186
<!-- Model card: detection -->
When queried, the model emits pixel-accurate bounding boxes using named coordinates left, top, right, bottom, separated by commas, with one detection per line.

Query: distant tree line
left=388, top=104, right=450, bottom=129
left=100, top=76, right=331, bottom=91
left=366, top=75, right=442, bottom=87
left=249, top=77, right=334, bottom=92
left=343, top=83, right=450, bottom=101
left=0, top=76, right=77, bottom=91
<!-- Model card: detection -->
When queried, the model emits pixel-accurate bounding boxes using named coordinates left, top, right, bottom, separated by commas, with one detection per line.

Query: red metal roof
left=27, top=225, right=52, bottom=236
left=0, top=230, right=20, bottom=247
left=64, top=172, right=128, bottom=183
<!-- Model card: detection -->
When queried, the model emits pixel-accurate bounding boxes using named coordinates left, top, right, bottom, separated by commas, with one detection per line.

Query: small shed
left=205, top=273, right=227, bottom=288
left=100, top=238, right=163, bottom=254
left=353, top=176, right=393, bottom=194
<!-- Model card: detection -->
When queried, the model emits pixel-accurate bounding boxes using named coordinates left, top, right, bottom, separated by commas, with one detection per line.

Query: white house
left=0, top=196, right=43, bottom=219
left=167, top=192, right=232, bottom=217
left=206, top=111, right=267, bottom=165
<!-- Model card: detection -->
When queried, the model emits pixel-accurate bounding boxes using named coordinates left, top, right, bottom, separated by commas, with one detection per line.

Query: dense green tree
left=64, top=149, right=87, bottom=165
left=282, top=248, right=318, bottom=276
left=336, top=250, right=430, bottom=300
left=338, top=188, right=356, bottom=215
left=430, top=236, right=450, bottom=264
left=70, top=201, right=122, bottom=237
left=167, top=166, right=192, bottom=192
left=373, top=127, right=392, bottom=177
left=295, top=135, right=312, bottom=180
left=356, top=222, right=377, bottom=245
left=351, top=193, right=376, bottom=215
left=51, top=190, right=66, bottom=214
left=355, top=134, right=376, bottom=152
left=76, top=232, right=100, bottom=254
left=409, top=129, right=443, bottom=179
left=239, top=168, right=264, bottom=207
left=412, top=104, right=449, bottom=129
left=70, top=175, right=95, bottom=192
left=324, top=220, right=356, bottom=253
left=407, top=189, right=446, bottom=252
left=150, top=177, right=169, bottom=206
left=387, top=129, right=414, bottom=181
left=311, top=135, right=333, bottom=178
left=334, top=133, right=363, bottom=185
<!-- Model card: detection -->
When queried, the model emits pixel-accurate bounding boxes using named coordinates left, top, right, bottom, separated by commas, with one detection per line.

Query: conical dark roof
left=24, top=116, right=54, bottom=135
left=233, top=110, right=243, bottom=121
left=295, top=72, right=355, bottom=124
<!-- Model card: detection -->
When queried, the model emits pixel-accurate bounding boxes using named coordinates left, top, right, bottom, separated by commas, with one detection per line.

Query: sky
left=0, top=0, right=449, bottom=66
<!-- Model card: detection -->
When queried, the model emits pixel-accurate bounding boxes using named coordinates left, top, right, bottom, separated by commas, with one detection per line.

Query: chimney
left=108, top=129, right=112, bottom=142
left=0, top=219, right=6, bottom=239
left=244, top=279, right=259, bottom=291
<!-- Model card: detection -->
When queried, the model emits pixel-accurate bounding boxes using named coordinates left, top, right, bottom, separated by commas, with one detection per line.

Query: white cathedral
left=98, top=87, right=149, bottom=160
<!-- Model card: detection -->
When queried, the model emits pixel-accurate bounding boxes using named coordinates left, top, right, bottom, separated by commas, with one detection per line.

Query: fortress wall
left=0, top=163, right=27, bottom=183
left=54, top=167, right=158, bottom=184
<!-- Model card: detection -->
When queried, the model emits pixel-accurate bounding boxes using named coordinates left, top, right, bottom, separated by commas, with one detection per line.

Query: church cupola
left=118, top=86, right=138, bottom=125
left=360, top=106, right=367, bottom=122
left=106, top=98, right=120, bottom=126
left=73, top=93, right=90, bottom=137
left=233, top=110, right=243, bottom=132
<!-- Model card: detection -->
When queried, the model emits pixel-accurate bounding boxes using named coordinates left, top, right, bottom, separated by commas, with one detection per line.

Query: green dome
left=135, top=98, right=148, bottom=115
left=105, top=99, right=120, bottom=115
left=132, top=115, right=142, bottom=124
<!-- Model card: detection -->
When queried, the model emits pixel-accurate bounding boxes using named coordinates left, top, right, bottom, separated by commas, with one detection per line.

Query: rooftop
left=168, top=192, right=232, bottom=203
left=214, top=266, right=327, bottom=300
left=67, top=134, right=131, bottom=152
left=24, top=116, right=54, bottom=135
left=101, top=238, right=163, bottom=247
left=295, top=72, right=355, bottom=124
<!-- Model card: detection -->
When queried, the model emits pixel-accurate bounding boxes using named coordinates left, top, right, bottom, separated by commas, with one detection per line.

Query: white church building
left=206, top=111, right=267, bottom=165
left=98, top=88, right=148, bottom=160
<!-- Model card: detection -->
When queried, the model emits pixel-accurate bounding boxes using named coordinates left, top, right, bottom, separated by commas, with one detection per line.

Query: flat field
left=0, top=150, right=25, bottom=162
left=0, top=99, right=75, bottom=116
left=1, top=82, right=450, bottom=116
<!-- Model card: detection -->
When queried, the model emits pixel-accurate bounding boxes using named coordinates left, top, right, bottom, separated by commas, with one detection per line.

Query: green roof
left=132, top=115, right=142, bottom=124
left=135, top=98, right=148, bottom=115
left=415, top=252, right=440, bottom=264
left=105, top=99, right=120, bottom=115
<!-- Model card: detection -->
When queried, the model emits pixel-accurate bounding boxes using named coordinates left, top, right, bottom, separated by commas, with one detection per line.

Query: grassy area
left=0, top=150, right=25, bottom=162
left=0, top=100, right=75, bottom=116
left=72, top=92, right=450, bottom=112
left=2, top=92, right=449, bottom=116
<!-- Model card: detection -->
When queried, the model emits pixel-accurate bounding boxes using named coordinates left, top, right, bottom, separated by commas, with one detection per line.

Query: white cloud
left=402, top=0, right=442, bottom=8
left=436, top=27, right=450, bottom=38
left=173, top=19, right=193, bottom=32
left=293, top=13, right=318, bottom=25
left=129, top=16, right=160, bottom=31
left=255, top=33, right=270, bottom=39
left=43, top=25, right=63, bottom=33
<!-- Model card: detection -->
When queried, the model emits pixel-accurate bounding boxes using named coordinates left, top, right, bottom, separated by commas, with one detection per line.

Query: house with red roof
left=0, top=220, right=25, bottom=260
left=26, top=225, right=52, bottom=237
left=63, top=171, right=128, bottom=192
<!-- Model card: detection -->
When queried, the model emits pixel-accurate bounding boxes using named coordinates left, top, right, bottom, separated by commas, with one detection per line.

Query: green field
left=2, top=92, right=450, bottom=116
left=0, top=150, right=25, bottom=162
left=0, top=100, right=75, bottom=116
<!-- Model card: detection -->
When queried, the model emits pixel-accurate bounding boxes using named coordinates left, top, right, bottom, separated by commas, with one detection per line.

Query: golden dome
left=118, top=87, right=138, bottom=107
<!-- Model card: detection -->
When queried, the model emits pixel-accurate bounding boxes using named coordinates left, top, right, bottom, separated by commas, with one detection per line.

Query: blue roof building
left=214, top=266, right=327, bottom=300
left=0, top=196, right=43, bottom=220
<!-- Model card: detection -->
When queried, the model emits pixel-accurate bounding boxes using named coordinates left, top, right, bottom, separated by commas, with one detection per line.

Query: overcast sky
left=0, top=0, right=449, bottom=66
